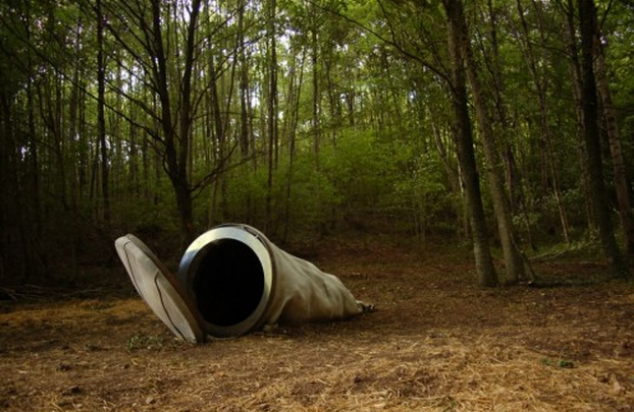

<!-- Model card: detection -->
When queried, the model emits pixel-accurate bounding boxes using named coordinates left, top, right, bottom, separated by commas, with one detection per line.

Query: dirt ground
left=1, top=237, right=633, bottom=412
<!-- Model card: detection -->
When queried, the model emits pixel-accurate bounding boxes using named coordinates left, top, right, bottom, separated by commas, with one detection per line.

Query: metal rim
left=178, top=224, right=274, bottom=337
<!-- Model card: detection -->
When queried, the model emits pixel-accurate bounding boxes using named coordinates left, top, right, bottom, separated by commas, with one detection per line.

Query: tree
left=2, top=0, right=633, bottom=286
left=593, top=14, right=634, bottom=257
left=265, top=0, right=279, bottom=230
left=578, top=0, right=628, bottom=277
left=465, top=27, right=525, bottom=285
left=516, top=0, right=571, bottom=244
left=101, top=0, right=227, bottom=245
left=96, top=0, right=111, bottom=224
left=442, top=0, right=498, bottom=287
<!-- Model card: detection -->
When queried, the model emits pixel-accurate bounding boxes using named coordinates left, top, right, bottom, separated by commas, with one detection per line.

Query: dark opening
left=193, top=239, right=265, bottom=326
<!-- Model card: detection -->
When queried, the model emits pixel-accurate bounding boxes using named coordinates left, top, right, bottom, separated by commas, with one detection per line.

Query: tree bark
left=443, top=0, right=498, bottom=287
left=148, top=0, right=200, bottom=245
left=578, top=0, right=628, bottom=278
left=486, top=0, right=521, bottom=215
left=265, top=0, right=278, bottom=231
left=282, top=47, right=307, bottom=241
left=0, top=96, right=16, bottom=280
left=96, top=0, right=110, bottom=224
left=311, top=6, right=321, bottom=163
left=238, top=0, right=250, bottom=160
left=594, top=30, right=634, bottom=257
left=465, top=37, right=525, bottom=285
left=562, top=0, right=595, bottom=231
left=208, top=44, right=225, bottom=224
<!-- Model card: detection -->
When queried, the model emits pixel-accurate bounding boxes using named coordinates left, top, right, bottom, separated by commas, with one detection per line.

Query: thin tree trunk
left=78, top=77, right=88, bottom=199
left=594, top=31, right=634, bottom=257
left=0, top=96, right=19, bottom=280
left=465, top=39, right=524, bottom=285
left=578, top=0, right=628, bottom=278
left=209, top=49, right=225, bottom=223
left=69, top=43, right=80, bottom=214
left=38, top=73, right=68, bottom=211
left=265, top=0, right=278, bottom=231
left=517, top=0, right=571, bottom=243
left=282, top=47, right=306, bottom=241
left=97, top=0, right=110, bottom=223
left=149, top=0, right=197, bottom=245
left=27, top=60, right=42, bottom=238
left=486, top=0, right=520, bottom=214
left=238, top=0, right=250, bottom=160
left=562, top=0, right=595, bottom=231
left=443, top=0, right=498, bottom=287
left=311, top=8, right=320, bottom=163
left=324, top=48, right=340, bottom=147
left=237, top=0, right=254, bottom=218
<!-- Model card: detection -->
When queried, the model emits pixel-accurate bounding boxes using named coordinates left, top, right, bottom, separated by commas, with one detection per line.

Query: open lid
left=114, top=235, right=204, bottom=344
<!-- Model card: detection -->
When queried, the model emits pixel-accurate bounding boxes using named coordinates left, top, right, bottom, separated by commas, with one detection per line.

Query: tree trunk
left=486, top=0, right=521, bottom=215
left=443, top=0, right=498, bottom=287
left=282, top=47, right=307, bottom=241
left=578, top=0, right=628, bottom=278
left=27, top=60, right=42, bottom=238
left=0, top=96, right=16, bottom=280
left=265, top=0, right=278, bottom=231
left=517, top=0, right=571, bottom=243
left=208, top=42, right=225, bottom=224
left=149, top=0, right=197, bottom=245
left=562, top=0, right=595, bottom=231
left=238, top=0, right=250, bottom=160
left=311, top=8, right=321, bottom=163
left=96, top=0, right=110, bottom=224
left=594, top=31, right=634, bottom=257
left=465, top=38, right=524, bottom=285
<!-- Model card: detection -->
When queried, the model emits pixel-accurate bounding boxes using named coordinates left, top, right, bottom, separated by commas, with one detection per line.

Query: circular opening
left=192, top=239, right=265, bottom=327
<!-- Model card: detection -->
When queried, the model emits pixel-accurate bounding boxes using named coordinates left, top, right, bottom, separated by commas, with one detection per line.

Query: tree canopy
left=1, top=0, right=632, bottom=284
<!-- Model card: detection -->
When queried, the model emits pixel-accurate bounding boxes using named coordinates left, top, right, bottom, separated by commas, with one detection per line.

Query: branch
left=190, top=142, right=244, bottom=197
left=310, top=0, right=451, bottom=85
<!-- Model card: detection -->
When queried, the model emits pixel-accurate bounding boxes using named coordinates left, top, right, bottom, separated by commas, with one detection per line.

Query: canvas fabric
left=115, top=224, right=369, bottom=342
left=262, top=240, right=363, bottom=325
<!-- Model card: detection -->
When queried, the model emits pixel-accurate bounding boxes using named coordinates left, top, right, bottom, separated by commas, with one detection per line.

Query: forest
left=1, top=1, right=634, bottom=411
left=1, top=0, right=633, bottom=287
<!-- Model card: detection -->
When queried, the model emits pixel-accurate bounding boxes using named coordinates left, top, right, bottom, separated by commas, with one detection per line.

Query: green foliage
left=220, top=151, right=341, bottom=232
left=217, top=130, right=441, bottom=236
left=282, top=153, right=341, bottom=230
left=392, top=151, right=453, bottom=233
left=2, top=0, right=634, bottom=282
left=321, top=130, right=409, bottom=212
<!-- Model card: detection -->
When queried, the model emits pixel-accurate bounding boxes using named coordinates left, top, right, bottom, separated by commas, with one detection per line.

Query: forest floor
left=0, top=235, right=633, bottom=412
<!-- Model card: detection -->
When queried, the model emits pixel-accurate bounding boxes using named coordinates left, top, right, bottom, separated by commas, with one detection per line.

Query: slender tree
left=442, top=0, right=498, bottom=287
left=265, top=0, right=279, bottom=231
left=593, top=25, right=634, bottom=257
left=578, top=0, right=628, bottom=277
left=464, top=30, right=525, bottom=285
left=560, top=0, right=595, bottom=231
left=238, top=0, right=251, bottom=160
left=516, top=0, right=571, bottom=244
left=96, top=0, right=110, bottom=223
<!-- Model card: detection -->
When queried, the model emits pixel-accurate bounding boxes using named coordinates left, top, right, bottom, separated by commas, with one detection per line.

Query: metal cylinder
left=178, top=223, right=365, bottom=339
left=177, top=224, right=274, bottom=338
